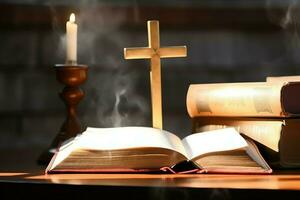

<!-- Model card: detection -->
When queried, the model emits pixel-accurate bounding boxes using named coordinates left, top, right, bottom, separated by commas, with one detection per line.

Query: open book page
left=180, top=128, right=272, bottom=173
left=245, top=139, right=271, bottom=170
left=49, top=127, right=188, bottom=171
left=61, top=127, right=187, bottom=158
left=181, top=128, right=248, bottom=160
left=192, top=138, right=272, bottom=173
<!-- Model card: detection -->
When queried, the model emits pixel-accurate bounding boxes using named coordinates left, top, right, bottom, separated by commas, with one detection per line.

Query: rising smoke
left=50, top=2, right=149, bottom=128
left=267, top=0, right=300, bottom=42
left=265, top=0, right=300, bottom=71
left=266, top=0, right=300, bottom=28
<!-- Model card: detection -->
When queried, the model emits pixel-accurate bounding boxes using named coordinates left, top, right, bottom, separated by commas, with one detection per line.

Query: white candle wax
left=66, top=13, right=77, bottom=63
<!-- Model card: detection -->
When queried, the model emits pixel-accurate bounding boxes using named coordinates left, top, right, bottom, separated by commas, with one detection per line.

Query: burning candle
left=66, top=13, right=77, bottom=64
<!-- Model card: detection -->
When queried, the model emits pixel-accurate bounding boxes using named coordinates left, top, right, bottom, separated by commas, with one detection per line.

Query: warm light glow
left=0, top=172, right=29, bottom=177
left=66, top=12, right=77, bottom=63
left=213, top=87, right=257, bottom=98
left=49, top=127, right=187, bottom=170
left=69, top=13, right=75, bottom=23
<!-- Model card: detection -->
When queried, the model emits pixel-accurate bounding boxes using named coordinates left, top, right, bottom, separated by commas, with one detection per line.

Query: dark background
left=0, top=0, right=300, bottom=167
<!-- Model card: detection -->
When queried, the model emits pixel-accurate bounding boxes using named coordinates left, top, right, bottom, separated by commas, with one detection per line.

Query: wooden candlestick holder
left=38, top=64, right=88, bottom=165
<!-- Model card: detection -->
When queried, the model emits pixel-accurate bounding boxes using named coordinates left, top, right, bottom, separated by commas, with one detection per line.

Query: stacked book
left=186, top=76, right=300, bottom=168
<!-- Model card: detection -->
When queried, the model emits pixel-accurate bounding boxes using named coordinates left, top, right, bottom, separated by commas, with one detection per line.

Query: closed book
left=186, top=82, right=300, bottom=117
left=46, top=127, right=271, bottom=174
left=266, top=75, right=300, bottom=82
left=194, top=117, right=300, bottom=168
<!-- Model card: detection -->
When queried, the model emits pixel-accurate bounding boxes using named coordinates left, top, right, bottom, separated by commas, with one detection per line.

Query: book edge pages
left=266, top=75, right=300, bottom=83
left=193, top=117, right=284, bottom=152
left=46, top=126, right=189, bottom=173
left=244, top=138, right=272, bottom=172
left=45, top=150, right=59, bottom=173
left=192, top=138, right=272, bottom=174
left=186, top=82, right=296, bottom=118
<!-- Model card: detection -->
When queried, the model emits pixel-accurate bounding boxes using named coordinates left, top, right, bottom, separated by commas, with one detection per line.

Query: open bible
left=46, top=127, right=272, bottom=174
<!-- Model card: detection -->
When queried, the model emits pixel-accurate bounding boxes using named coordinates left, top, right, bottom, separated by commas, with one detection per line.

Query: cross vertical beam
left=124, top=20, right=187, bottom=129
left=148, top=21, right=162, bottom=129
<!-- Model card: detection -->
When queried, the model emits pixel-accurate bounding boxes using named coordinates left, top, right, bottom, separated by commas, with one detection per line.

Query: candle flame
left=69, top=13, right=75, bottom=23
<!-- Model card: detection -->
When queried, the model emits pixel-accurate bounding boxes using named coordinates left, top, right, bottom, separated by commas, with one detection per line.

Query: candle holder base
left=37, top=64, right=88, bottom=165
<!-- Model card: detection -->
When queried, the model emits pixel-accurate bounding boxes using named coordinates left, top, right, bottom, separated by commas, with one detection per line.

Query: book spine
left=186, top=82, right=286, bottom=117
left=194, top=118, right=283, bottom=152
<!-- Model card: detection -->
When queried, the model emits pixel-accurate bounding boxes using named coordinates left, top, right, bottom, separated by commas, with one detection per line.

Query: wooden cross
left=124, top=20, right=187, bottom=129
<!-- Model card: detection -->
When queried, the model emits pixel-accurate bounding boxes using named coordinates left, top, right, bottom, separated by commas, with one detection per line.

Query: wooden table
left=1, top=148, right=300, bottom=199
left=1, top=169, right=300, bottom=199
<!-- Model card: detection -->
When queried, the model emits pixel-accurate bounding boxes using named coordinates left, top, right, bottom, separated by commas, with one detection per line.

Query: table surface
left=1, top=148, right=300, bottom=190
left=2, top=148, right=300, bottom=199
left=1, top=169, right=300, bottom=190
